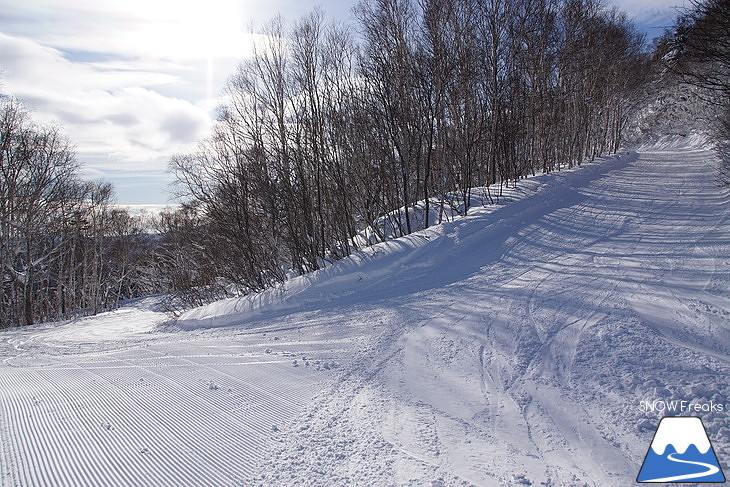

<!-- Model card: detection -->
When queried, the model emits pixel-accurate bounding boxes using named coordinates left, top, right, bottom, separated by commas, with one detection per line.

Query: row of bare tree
left=170, top=0, right=649, bottom=303
left=0, top=99, right=155, bottom=327
left=2, top=0, right=666, bottom=324
left=658, top=0, right=729, bottom=182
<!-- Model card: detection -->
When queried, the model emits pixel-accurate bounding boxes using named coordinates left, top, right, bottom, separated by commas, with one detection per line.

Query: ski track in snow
left=1, top=144, right=729, bottom=486
left=0, top=308, right=364, bottom=487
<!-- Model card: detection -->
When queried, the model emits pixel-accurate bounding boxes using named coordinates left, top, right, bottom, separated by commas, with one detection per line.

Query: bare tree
left=164, top=2, right=652, bottom=309
left=665, top=0, right=730, bottom=182
left=1, top=98, right=152, bottom=327
left=1, top=99, right=78, bottom=325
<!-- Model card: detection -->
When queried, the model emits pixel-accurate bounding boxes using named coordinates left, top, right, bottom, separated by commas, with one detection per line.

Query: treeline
left=1, top=0, right=654, bottom=326
left=653, top=0, right=729, bottom=182
left=0, top=99, right=159, bottom=327
left=170, top=0, right=649, bottom=300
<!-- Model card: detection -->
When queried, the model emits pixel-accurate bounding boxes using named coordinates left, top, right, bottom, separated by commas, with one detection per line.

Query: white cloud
left=0, top=0, right=254, bottom=61
left=0, top=32, right=213, bottom=174
left=607, top=0, right=688, bottom=25
left=0, top=0, right=279, bottom=204
left=0, top=0, right=361, bottom=204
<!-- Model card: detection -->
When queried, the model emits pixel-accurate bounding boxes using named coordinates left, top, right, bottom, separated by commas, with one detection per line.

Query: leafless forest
left=1, top=0, right=727, bottom=327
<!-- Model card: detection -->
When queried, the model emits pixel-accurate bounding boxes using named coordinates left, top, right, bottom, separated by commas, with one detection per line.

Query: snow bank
left=176, top=152, right=634, bottom=331
left=176, top=232, right=436, bottom=329
left=637, top=133, right=712, bottom=151
left=353, top=188, right=497, bottom=246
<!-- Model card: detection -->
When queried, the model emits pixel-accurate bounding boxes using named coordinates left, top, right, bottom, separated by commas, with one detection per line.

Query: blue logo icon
left=637, top=417, right=726, bottom=483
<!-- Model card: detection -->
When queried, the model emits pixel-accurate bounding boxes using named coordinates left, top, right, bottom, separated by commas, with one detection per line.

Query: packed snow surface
left=1, top=142, right=728, bottom=486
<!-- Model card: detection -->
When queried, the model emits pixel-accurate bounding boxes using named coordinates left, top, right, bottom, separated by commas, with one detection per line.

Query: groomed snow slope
left=1, top=143, right=728, bottom=486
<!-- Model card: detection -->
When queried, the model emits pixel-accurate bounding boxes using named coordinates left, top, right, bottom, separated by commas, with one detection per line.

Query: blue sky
left=0, top=0, right=685, bottom=209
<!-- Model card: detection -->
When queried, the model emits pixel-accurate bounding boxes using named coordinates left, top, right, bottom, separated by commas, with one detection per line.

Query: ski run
left=1, top=140, right=728, bottom=486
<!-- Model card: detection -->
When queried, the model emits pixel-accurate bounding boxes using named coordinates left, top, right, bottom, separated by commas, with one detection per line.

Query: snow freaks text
left=639, top=400, right=725, bottom=414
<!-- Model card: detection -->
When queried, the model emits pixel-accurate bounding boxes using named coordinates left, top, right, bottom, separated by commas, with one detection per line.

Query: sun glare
left=124, top=0, right=252, bottom=61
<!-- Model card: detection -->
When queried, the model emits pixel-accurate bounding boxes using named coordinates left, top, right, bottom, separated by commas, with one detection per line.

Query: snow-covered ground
left=1, top=142, right=728, bottom=486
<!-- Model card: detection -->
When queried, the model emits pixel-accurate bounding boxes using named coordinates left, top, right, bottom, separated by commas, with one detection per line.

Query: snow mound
left=638, top=133, right=711, bottom=151
left=176, top=153, right=634, bottom=331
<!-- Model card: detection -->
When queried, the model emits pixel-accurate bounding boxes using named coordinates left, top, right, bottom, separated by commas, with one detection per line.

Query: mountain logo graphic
left=637, top=416, right=726, bottom=483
